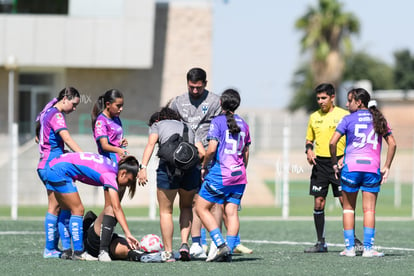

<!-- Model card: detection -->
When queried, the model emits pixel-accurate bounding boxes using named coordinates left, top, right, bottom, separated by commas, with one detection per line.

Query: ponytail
left=36, top=87, right=80, bottom=122
left=225, top=112, right=241, bottom=135
left=91, top=89, right=124, bottom=130
left=220, top=89, right=241, bottom=135
left=118, top=155, right=139, bottom=199
left=91, top=96, right=105, bottom=129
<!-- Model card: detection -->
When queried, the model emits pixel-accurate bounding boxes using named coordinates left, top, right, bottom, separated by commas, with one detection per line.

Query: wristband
left=305, top=144, right=314, bottom=154
left=139, top=164, right=147, bottom=169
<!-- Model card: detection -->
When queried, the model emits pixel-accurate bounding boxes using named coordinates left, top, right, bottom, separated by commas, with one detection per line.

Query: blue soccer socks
left=58, top=209, right=72, bottom=250
left=44, top=212, right=58, bottom=250
left=343, top=229, right=355, bottom=250
left=210, top=228, right=225, bottom=248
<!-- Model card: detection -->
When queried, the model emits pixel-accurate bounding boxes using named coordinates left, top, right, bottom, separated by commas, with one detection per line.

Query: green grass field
left=0, top=180, right=413, bottom=275
left=1, top=216, right=413, bottom=275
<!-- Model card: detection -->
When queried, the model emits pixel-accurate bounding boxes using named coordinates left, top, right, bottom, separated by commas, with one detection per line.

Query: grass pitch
left=0, top=218, right=413, bottom=276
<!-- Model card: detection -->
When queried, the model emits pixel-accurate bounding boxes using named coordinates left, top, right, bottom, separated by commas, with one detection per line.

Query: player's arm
left=243, top=145, right=250, bottom=169
left=59, top=129, right=82, bottom=152
left=98, top=137, right=128, bottom=157
left=107, top=188, right=139, bottom=249
left=138, top=133, right=158, bottom=186
left=329, top=131, right=342, bottom=178
left=201, top=139, right=218, bottom=179
left=195, top=141, right=205, bottom=161
left=381, top=133, right=397, bottom=184
left=305, top=140, right=316, bottom=165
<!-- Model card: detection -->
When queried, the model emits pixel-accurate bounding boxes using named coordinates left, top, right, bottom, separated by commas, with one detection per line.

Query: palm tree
left=295, top=0, right=360, bottom=89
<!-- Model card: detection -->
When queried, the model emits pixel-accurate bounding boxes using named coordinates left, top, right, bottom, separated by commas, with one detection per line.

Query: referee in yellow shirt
left=304, top=83, right=361, bottom=253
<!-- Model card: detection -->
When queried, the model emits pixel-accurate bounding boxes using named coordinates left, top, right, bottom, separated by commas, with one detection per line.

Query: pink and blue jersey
left=93, top=113, right=124, bottom=162
left=47, top=152, right=119, bottom=191
left=336, top=110, right=392, bottom=174
left=38, top=107, right=67, bottom=170
left=205, top=114, right=251, bottom=186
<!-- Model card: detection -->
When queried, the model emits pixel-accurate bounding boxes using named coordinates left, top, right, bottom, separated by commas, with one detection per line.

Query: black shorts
left=309, top=156, right=342, bottom=197
left=84, top=223, right=121, bottom=258
left=156, top=160, right=201, bottom=191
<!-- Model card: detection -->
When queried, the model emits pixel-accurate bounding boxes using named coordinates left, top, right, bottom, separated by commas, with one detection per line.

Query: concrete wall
left=0, top=0, right=155, bottom=68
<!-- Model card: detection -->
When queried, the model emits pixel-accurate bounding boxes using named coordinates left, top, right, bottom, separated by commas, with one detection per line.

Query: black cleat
left=304, top=242, right=328, bottom=253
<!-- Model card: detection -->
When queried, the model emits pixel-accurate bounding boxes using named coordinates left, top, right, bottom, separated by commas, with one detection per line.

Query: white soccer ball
left=140, top=234, right=164, bottom=253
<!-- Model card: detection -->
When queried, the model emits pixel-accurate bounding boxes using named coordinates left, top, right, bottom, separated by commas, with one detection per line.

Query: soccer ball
left=140, top=234, right=164, bottom=253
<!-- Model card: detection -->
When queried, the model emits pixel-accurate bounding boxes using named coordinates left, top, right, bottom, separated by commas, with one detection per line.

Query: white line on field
left=1, top=231, right=413, bottom=252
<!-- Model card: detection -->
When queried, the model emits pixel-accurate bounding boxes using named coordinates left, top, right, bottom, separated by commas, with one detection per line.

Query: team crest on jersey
left=55, top=113, right=65, bottom=126
left=202, top=104, right=209, bottom=114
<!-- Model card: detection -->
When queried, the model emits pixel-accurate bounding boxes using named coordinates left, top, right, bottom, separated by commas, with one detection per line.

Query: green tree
left=343, top=51, right=394, bottom=90
left=289, top=64, right=318, bottom=112
left=393, top=49, right=414, bottom=90
left=292, top=0, right=360, bottom=111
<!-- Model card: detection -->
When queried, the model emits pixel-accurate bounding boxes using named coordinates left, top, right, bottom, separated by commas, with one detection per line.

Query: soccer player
left=138, top=107, right=205, bottom=262
left=46, top=152, right=140, bottom=260
left=304, top=83, right=362, bottom=253
left=82, top=210, right=162, bottom=262
left=35, top=87, right=83, bottom=258
left=195, top=89, right=251, bottom=262
left=91, top=89, right=128, bottom=163
left=330, top=88, right=396, bottom=257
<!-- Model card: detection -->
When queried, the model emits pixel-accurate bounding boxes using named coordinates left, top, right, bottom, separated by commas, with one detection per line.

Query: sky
left=212, top=0, right=414, bottom=109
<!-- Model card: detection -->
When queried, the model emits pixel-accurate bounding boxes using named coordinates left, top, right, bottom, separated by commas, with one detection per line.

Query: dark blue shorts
left=341, top=170, right=381, bottom=193
left=156, top=160, right=201, bottom=191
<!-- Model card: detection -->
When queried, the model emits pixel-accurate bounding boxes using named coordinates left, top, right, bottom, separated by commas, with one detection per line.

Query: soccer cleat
left=339, top=247, right=356, bottom=257
left=354, top=237, right=364, bottom=252
left=83, top=252, right=98, bottom=261
left=98, top=250, right=112, bottom=262
left=140, top=252, right=163, bottom=263
left=304, top=242, right=328, bottom=253
left=128, top=249, right=145, bottom=262
left=190, top=242, right=207, bottom=259
left=362, top=248, right=384, bottom=257
left=60, top=249, right=73, bottom=260
left=233, top=244, right=253, bottom=254
left=72, top=251, right=87, bottom=261
left=43, top=248, right=62, bottom=259
left=202, top=244, right=209, bottom=255
left=206, top=241, right=218, bottom=262
left=161, top=251, right=176, bottom=263
left=179, top=243, right=191, bottom=261
left=207, top=244, right=232, bottom=262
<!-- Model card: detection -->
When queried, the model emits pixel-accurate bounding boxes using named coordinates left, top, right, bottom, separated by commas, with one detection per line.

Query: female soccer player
left=46, top=152, right=140, bottom=260
left=195, top=89, right=251, bottom=262
left=329, top=88, right=396, bottom=257
left=36, top=87, right=83, bottom=258
left=91, top=89, right=128, bottom=163
left=138, top=107, right=205, bottom=262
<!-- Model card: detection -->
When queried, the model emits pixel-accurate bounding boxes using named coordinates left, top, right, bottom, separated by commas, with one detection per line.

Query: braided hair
left=220, top=89, right=241, bottom=135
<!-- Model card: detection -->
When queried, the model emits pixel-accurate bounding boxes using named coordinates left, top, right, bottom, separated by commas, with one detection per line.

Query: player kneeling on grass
left=46, top=152, right=140, bottom=260
left=195, top=89, right=251, bottom=262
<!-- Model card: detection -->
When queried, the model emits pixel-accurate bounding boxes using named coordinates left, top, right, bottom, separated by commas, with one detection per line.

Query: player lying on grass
left=46, top=152, right=140, bottom=260
left=82, top=210, right=163, bottom=262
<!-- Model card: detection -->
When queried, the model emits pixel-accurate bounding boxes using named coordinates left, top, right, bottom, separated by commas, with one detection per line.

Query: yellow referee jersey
left=306, top=106, right=349, bottom=157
